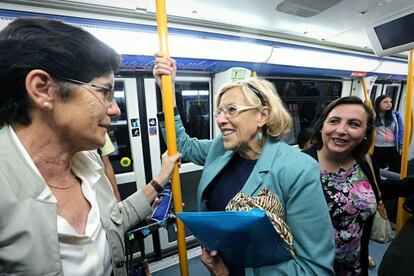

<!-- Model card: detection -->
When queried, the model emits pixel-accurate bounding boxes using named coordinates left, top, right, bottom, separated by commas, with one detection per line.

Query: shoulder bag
left=365, top=154, right=394, bottom=243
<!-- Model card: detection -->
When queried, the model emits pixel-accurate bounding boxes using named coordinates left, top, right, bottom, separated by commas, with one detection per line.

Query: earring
left=258, top=131, right=263, bottom=142
left=363, top=136, right=367, bottom=140
left=43, top=102, right=52, bottom=109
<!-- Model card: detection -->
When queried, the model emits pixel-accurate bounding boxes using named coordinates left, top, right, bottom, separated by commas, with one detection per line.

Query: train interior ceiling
left=1, top=0, right=414, bottom=272
left=0, top=0, right=412, bottom=77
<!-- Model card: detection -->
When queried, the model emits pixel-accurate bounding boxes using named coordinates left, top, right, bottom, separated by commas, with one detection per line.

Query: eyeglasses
left=57, top=77, right=115, bottom=103
left=215, top=104, right=257, bottom=118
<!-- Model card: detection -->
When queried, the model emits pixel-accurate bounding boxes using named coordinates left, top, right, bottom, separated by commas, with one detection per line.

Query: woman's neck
left=317, top=147, right=355, bottom=172
left=12, top=122, right=74, bottom=180
left=238, top=138, right=265, bottom=160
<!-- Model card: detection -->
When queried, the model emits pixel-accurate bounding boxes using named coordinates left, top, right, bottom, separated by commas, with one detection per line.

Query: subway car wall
left=0, top=6, right=411, bottom=263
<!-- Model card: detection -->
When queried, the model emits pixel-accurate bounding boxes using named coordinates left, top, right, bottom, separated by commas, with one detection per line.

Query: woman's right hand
left=153, top=151, right=181, bottom=187
left=201, top=248, right=229, bottom=276
left=153, top=52, right=177, bottom=88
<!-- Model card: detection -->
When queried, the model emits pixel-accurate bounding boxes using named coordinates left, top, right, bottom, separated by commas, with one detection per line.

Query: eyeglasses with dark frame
left=56, top=77, right=115, bottom=103
left=214, top=104, right=257, bottom=118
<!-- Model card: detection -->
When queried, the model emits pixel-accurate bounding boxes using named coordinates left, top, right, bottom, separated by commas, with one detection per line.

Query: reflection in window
left=157, top=81, right=211, bottom=158
left=270, top=79, right=342, bottom=145
left=176, top=82, right=210, bottom=140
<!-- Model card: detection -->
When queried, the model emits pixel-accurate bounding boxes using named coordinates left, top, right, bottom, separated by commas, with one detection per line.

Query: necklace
left=47, top=174, right=79, bottom=189
left=319, top=149, right=355, bottom=172
left=333, top=158, right=356, bottom=171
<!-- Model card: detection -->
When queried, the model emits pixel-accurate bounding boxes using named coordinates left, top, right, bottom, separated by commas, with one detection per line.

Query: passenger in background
left=297, top=127, right=314, bottom=150
left=303, top=96, right=414, bottom=276
left=0, top=18, right=179, bottom=275
left=153, top=53, right=335, bottom=276
left=373, top=95, right=403, bottom=173
left=373, top=95, right=403, bottom=224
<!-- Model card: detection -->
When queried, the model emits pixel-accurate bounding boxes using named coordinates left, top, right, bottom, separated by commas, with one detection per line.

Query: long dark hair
left=311, top=96, right=374, bottom=159
left=374, top=95, right=393, bottom=127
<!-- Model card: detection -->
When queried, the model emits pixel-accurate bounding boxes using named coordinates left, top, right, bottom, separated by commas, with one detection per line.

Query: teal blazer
left=161, top=116, right=335, bottom=275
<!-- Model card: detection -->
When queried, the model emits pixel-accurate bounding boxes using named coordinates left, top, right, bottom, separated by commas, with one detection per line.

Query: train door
left=143, top=76, right=212, bottom=252
left=109, top=78, right=147, bottom=192
left=110, top=77, right=177, bottom=259
left=370, top=84, right=383, bottom=104
left=368, top=82, right=402, bottom=111
left=106, top=77, right=151, bottom=257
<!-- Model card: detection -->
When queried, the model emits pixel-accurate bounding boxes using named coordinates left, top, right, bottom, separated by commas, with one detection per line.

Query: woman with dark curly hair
left=304, top=96, right=414, bottom=275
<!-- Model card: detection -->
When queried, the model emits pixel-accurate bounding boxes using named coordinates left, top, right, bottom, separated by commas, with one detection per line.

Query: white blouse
left=9, top=125, right=112, bottom=276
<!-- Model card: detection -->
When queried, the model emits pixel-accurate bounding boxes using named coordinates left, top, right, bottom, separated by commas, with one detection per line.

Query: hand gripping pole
left=155, top=1, right=189, bottom=275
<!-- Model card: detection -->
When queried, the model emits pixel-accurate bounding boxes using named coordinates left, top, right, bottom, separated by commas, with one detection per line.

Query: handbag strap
left=365, top=153, right=383, bottom=202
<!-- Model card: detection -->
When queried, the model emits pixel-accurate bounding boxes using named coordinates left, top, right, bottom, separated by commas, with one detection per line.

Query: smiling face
left=51, top=72, right=120, bottom=151
left=379, top=96, right=393, bottom=112
left=216, top=87, right=264, bottom=159
left=321, top=103, right=368, bottom=158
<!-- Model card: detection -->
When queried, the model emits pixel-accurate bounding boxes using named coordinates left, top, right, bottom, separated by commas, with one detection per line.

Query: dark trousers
left=373, top=146, right=401, bottom=173
left=379, top=217, right=414, bottom=276
left=373, top=146, right=401, bottom=223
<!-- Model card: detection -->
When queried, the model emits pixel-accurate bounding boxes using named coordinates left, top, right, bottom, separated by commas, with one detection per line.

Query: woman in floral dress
left=304, top=96, right=414, bottom=275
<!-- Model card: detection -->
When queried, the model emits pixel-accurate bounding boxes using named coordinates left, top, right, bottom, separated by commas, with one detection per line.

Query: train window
left=157, top=81, right=211, bottom=158
left=270, top=79, right=342, bottom=144
left=108, top=81, right=134, bottom=174
left=175, top=82, right=211, bottom=139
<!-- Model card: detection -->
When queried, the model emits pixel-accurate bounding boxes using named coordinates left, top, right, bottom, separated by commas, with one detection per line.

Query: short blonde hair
left=216, top=78, right=292, bottom=138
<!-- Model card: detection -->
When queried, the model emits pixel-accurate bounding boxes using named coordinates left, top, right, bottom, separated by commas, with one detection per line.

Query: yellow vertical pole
left=361, top=77, right=373, bottom=109
left=397, top=49, right=414, bottom=232
left=155, top=1, right=189, bottom=275
left=361, top=77, right=375, bottom=154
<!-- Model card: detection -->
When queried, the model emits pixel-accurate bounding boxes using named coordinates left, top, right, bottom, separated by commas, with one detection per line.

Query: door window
left=108, top=81, right=134, bottom=173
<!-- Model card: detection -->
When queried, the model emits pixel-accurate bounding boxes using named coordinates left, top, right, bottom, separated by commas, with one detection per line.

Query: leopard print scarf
left=226, top=188, right=294, bottom=254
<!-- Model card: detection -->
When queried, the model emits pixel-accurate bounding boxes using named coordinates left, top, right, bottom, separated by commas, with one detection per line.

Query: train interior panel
left=1, top=0, right=414, bottom=274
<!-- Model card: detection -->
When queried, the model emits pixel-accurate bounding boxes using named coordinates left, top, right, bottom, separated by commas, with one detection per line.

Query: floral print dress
left=321, top=163, right=377, bottom=276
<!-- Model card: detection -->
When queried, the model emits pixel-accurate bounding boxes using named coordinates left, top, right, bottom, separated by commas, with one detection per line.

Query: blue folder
left=176, top=208, right=292, bottom=268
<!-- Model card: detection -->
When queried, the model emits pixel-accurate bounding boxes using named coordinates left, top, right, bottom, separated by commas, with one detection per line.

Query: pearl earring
left=43, top=102, right=51, bottom=109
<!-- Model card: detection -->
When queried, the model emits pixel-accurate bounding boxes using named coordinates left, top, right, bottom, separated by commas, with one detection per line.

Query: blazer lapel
left=197, top=150, right=234, bottom=197
left=0, top=126, right=45, bottom=198
left=242, top=138, right=280, bottom=195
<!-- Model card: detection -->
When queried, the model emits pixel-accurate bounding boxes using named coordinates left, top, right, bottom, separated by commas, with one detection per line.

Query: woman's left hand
left=153, top=151, right=181, bottom=187
left=201, top=248, right=229, bottom=276
left=153, top=52, right=177, bottom=88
